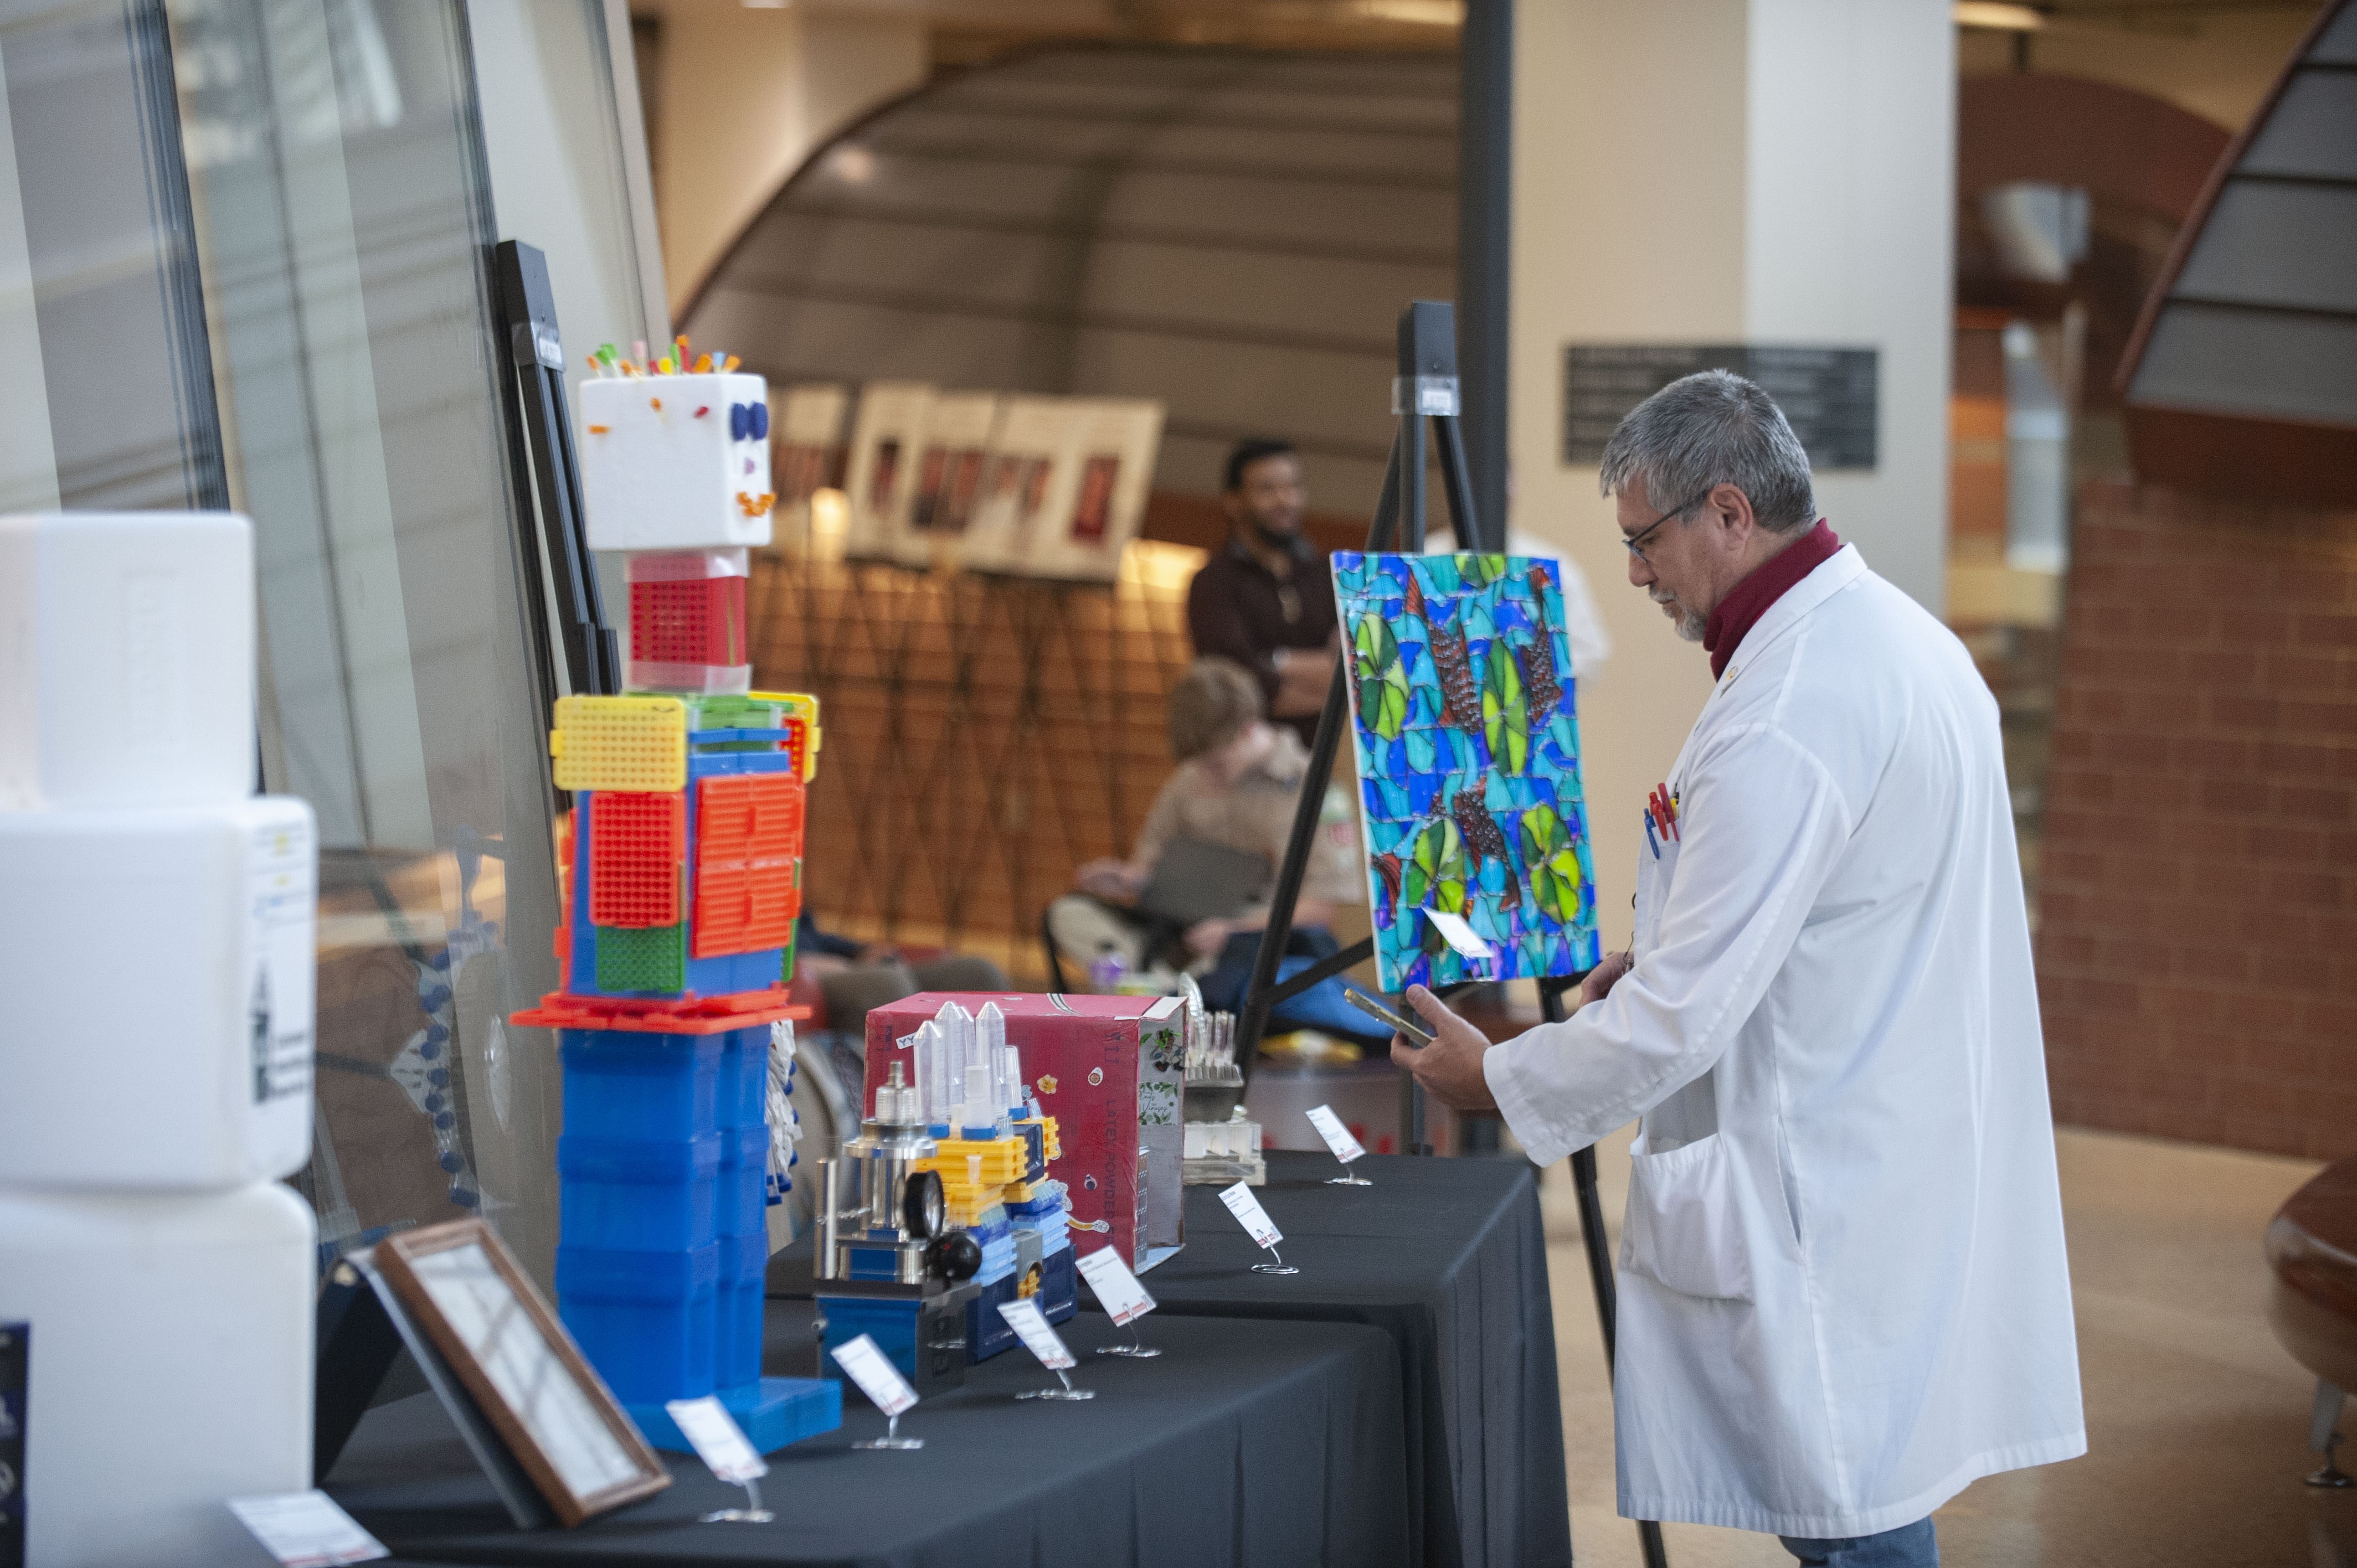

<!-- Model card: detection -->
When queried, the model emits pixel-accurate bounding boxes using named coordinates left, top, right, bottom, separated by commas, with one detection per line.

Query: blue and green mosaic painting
left=1332, top=551, right=1601, bottom=991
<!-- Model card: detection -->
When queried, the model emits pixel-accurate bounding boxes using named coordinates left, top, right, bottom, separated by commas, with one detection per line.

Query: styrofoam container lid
left=0, top=511, right=256, bottom=809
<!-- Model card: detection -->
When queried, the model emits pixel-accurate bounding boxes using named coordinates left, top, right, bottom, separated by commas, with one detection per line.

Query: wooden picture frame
left=841, top=381, right=934, bottom=561
left=372, top=1219, right=670, bottom=1526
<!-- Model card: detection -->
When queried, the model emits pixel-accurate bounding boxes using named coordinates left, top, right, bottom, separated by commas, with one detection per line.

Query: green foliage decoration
left=1354, top=612, right=1409, bottom=741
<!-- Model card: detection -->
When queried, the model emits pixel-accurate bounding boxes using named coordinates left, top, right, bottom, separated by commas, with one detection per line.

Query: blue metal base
left=629, top=1375, right=842, bottom=1455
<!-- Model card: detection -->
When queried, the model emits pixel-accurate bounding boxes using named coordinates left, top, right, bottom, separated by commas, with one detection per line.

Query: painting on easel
left=1331, top=551, right=1602, bottom=991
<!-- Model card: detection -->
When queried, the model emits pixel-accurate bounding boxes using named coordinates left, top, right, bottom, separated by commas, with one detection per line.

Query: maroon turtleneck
left=1702, top=519, right=1843, bottom=678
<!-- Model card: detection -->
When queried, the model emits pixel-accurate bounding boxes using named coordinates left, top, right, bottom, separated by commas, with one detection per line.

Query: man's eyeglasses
left=1623, top=487, right=1715, bottom=565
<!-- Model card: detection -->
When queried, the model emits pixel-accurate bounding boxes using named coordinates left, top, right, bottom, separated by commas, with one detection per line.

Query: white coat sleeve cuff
left=1485, top=1027, right=1577, bottom=1169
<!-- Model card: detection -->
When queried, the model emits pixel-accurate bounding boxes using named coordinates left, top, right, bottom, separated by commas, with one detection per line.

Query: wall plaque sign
left=1562, top=344, right=1878, bottom=471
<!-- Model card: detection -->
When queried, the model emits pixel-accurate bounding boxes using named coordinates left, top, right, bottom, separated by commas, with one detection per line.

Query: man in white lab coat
left=1398, top=371, right=2083, bottom=1567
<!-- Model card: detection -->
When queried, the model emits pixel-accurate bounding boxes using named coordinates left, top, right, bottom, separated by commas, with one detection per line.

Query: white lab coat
left=1486, top=545, right=2084, bottom=1536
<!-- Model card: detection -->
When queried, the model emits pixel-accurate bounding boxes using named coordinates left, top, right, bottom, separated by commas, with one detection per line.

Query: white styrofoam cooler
left=0, top=512, right=256, bottom=811
left=0, top=1182, right=315, bottom=1568
left=577, top=373, right=772, bottom=550
left=0, top=795, right=316, bottom=1188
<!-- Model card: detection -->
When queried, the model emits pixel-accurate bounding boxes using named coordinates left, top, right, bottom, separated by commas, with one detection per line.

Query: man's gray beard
left=1652, top=590, right=1707, bottom=643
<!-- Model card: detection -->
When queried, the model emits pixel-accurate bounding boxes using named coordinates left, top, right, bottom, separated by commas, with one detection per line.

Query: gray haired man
left=1394, top=371, right=2083, bottom=1567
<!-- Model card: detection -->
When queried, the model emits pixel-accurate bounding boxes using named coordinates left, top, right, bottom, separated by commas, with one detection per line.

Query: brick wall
left=2039, top=481, right=2357, bottom=1160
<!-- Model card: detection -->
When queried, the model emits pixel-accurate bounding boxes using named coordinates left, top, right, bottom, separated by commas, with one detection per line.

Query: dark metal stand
left=2309, top=1379, right=2353, bottom=1488
left=1233, top=302, right=1488, bottom=1117
left=492, top=239, right=620, bottom=701
left=1537, top=976, right=1669, bottom=1568
left=1231, top=297, right=1669, bottom=1568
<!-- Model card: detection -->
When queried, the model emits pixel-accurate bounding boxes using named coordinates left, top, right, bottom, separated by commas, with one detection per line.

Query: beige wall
left=1512, top=0, right=1954, bottom=952
left=1747, top=0, right=1957, bottom=613
left=637, top=1, right=927, bottom=316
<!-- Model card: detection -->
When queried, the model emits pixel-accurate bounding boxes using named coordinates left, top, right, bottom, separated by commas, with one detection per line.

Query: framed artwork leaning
left=896, top=391, right=1002, bottom=567
left=840, top=381, right=932, bottom=561
left=1331, top=551, right=1602, bottom=991
left=956, top=396, right=1077, bottom=576
left=768, top=384, right=850, bottom=550
left=370, top=1219, right=671, bottom=1526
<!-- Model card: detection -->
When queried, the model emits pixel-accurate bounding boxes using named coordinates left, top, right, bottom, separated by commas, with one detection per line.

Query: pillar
left=1512, top=0, right=1956, bottom=951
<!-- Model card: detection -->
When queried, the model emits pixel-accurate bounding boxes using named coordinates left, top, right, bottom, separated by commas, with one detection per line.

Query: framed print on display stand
left=769, top=384, right=851, bottom=550
left=369, top=1219, right=671, bottom=1528
left=841, top=382, right=933, bottom=561
left=894, top=391, right=1002, bottom=569
left=957, top=395, right=1079, bottom=577
left=1030, top=398, right=1163, bottom=582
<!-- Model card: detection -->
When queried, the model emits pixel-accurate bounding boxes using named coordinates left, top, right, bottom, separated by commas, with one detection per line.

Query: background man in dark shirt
left=1185, top=439, right=1340, bottom=748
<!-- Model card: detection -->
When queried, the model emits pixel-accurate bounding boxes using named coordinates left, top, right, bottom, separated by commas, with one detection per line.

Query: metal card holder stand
left=1236, top=300, right=1671, bottom=1568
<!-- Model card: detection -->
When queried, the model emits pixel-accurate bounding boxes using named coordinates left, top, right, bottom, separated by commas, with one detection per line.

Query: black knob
left=929, top=1231, right=983, bottom=1283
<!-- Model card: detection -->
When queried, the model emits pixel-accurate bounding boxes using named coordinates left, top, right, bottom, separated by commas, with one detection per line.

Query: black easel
left=492, top=239, right=621, bottom=702
left=1233, top=301, right=1484, bottom=1110
left=1538, top=976, right=1670, bottom=1568
left=1234, top=299, right=1670, bottom=1568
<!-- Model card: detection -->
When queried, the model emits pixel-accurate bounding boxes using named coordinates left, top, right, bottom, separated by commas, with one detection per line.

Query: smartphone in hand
left=1346, top=989, right=1434, bottom=1047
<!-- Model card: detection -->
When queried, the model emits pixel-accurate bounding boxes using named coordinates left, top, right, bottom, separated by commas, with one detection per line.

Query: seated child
left=1059, top=659, right=1371, bottom=1029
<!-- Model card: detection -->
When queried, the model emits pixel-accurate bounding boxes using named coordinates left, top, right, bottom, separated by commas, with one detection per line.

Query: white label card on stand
left=996, top=1298, right=1077, bottom=1369
left=227, top=1491, right=388, bottom=1567
left=1422, top=909, right=1496, bottom=961
left=1306, top=1105, right=1366, bottom=1164
left=831, top=1333, right=919, bottom=1417
left=1219, top=1180, right=1284, bottom=1249
left=664, top=1395, right=768, bottom=1484
left=1075, top=1246, right=1156, bottom=1326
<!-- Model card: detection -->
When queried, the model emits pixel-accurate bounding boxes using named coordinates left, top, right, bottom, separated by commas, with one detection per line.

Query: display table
left=327, top=1305, right=1409, bottom=1568
left=1126, top=1152, right=1570, bottom=1568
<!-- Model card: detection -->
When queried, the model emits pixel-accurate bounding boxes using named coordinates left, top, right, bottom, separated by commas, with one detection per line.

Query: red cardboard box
left=863, top=993, right=1186, bottom=1272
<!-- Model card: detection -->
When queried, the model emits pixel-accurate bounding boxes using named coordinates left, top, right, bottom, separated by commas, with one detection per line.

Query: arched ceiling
left=680, top=44, right=1458, bottom=529
left=2119, top=0, right=2357, bottom=503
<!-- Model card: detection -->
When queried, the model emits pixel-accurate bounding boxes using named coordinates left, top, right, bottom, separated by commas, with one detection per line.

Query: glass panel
left=0, top=0, right=225, bottom=515
left=169, top=0, right=588, bottom=1287
left=467, top=0, right=662, bottom=384
left=464, top=0, right=667, bottom=617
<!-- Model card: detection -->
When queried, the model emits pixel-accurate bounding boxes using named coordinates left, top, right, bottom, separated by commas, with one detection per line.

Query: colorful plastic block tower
left=512, top=340, right=837, bottom=1455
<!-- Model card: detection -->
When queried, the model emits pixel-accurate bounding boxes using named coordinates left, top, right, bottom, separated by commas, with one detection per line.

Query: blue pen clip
left=1643, top=812, right=1660, bottom=859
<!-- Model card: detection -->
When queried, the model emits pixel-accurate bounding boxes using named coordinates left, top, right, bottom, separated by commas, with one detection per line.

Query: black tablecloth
left=1115, top=1152, right=1569, bottom=1568
left=329, top=1303, right=1409, bottom=1568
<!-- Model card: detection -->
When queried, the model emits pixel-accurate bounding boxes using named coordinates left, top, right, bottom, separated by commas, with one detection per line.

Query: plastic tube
left=918, top=1020, right=949, bottom=1135
left=977, top=1002, right=1008, bottom=1115
left=936, top=1003, right=971, bottom=1135
left=1000, top=1044, right=1025, bottom=1117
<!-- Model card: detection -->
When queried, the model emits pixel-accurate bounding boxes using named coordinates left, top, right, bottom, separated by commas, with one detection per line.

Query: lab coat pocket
left=1632, top=839, right=1679, bottom=957
left=1620, top=1132, right=1753, bottom=1302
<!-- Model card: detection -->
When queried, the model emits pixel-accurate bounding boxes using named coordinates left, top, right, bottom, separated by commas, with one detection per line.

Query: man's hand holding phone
left=1387, top=985, right=1497, bottom=1113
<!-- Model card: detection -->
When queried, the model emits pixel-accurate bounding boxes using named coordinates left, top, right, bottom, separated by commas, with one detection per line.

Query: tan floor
left=1542, top=1125, right=2357, bottom=1567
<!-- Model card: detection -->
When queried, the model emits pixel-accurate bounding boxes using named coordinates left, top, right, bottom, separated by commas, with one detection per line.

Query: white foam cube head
left=0, top=511, right=255, bottom=809
left=0, top=1183, right=313, bottom=1568
left=0, top=796, right=316, bottom=1189
left=579, top=373, right=773, bottom=550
